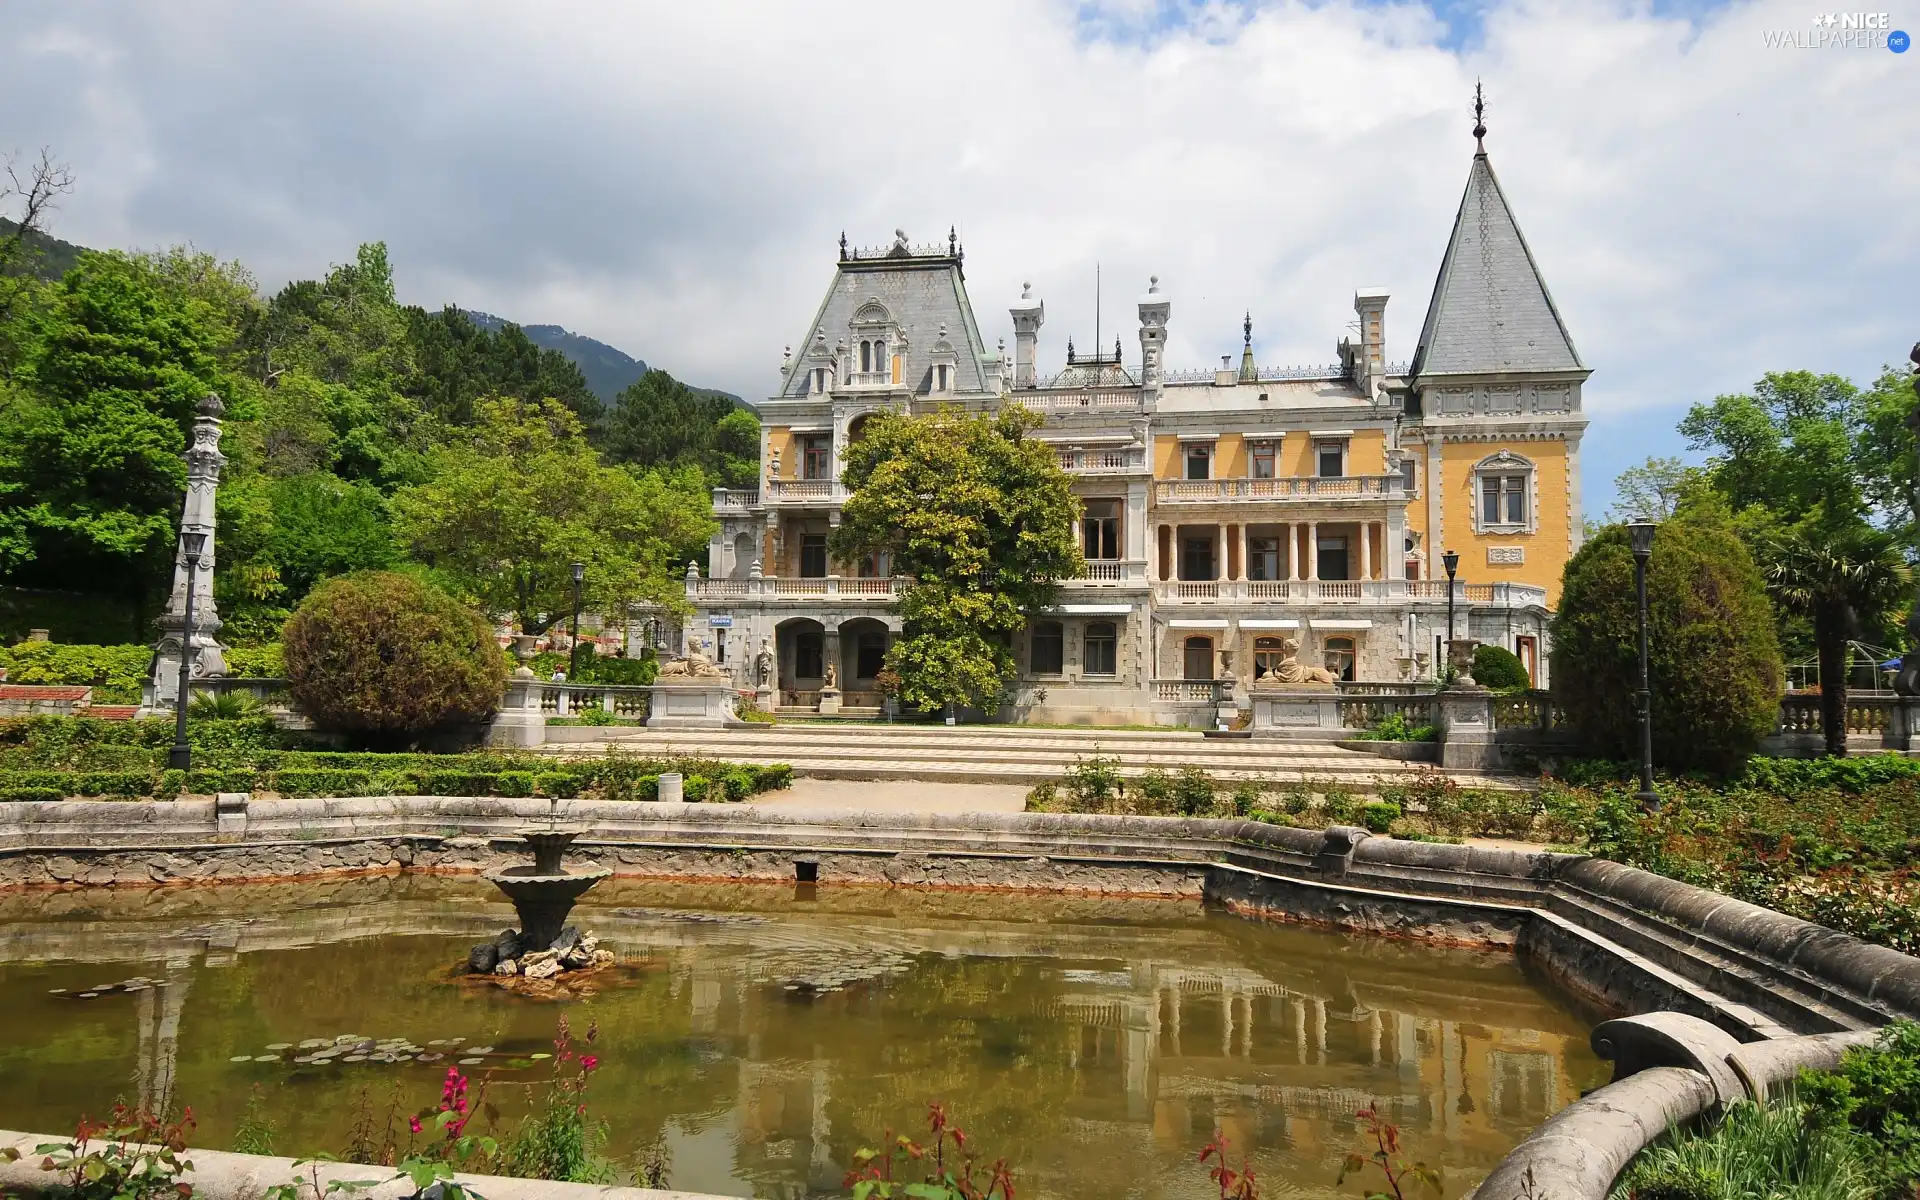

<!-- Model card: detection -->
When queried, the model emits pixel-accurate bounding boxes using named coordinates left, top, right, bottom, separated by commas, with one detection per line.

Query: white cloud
left=2, top=0, right=1914, bottom=508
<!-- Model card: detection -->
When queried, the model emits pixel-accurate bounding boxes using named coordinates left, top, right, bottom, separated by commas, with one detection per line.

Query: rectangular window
left=1084, top=622, right=1117, bottom=676
left=1247, top=537, right=1279, bottom=582
left=1031, top=622, right=1064, bottom=674
left=1180, top=536, right=1216, bottom=581
left=795, top=631, right=823, bottom=679
left=800, top=534, right=829, bottom=578
left=801, top=434, right=832, bottom=480
left=1398, top=458, right=1417, bottom=492
left=855, top=632, right=887, bottom=680
left=1482, top=474, right=1528, bottom=526
left=1515, top=635, right=1538, bottom=686
left=935, top=364, right=950, bottom=392
left=1317, top=535, right=1349, bottom=581
left=857, top=551, right=885, bottom=578
left=1250, top=441, right=1276, bottom=479
left=1184, top=443, right=1212, bottom=480
left=1316, top=441, right=1346, bottom=478
left=1082, top=500, right=1120, bottom=560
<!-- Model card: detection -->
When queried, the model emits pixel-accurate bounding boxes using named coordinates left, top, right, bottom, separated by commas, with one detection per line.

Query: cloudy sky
left=4, top=0, right=1915, bottom=514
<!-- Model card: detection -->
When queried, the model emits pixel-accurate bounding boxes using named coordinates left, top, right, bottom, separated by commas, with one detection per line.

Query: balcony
left=713, top=488, right=760, bottom=512
left=1070, top=560, right=1150, bottom=585
left=687, top=575, right=901, bottom=603
left=1154, top=475, right=1407, bottom=505
left=1007, top=388, right=1143, bottom=414
left=1149, top=579, right=1549, bottom=608
left=764, top=479, right=847, bottom=505
left=1056, top=447, right=1147, bottom=475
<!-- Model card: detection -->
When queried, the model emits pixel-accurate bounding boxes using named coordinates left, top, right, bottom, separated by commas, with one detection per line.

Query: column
left=1238, top=523, right=1249, bottom=582
left=1307, top=522, right=1320, bottom=581
left=1387, top=505, right=1408, bottom=582
left=1286, top=522, right=1298, bottom=581
left=1216, top=524, right=1228, bottom=583
left=1360, top=522, right=1373, bottom=581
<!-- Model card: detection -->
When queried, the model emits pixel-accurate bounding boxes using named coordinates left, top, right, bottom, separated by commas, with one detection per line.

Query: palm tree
left=1763, top=528, right=1911, bottom=756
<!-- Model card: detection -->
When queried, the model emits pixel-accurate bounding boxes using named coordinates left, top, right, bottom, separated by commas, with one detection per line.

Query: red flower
left=409, top=1116, right=423, bottom=1135
left=580, top=1055, right=599, bottom=1072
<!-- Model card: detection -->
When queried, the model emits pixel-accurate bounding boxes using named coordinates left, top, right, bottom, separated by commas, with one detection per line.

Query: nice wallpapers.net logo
left=1763, top=12, right=1910, bottom=48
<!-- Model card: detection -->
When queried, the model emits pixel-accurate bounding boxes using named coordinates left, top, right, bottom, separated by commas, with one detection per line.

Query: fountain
left=467, top=802, right=614, bottom=981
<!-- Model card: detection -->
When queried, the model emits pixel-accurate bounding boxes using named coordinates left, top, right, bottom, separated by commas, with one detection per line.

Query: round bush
left=1472, top=644, right=1533, bottom=690
left=1551, top=508, right=1782, bottom=775
left=282, top=572, right=506, bottom=747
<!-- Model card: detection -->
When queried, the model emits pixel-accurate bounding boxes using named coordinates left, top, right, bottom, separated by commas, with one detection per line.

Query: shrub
left=0, top=642, right=151, bottom=702
left=1361, top=800, right=1402, bottom=834
left=1615, top=1099, right=1873, bottom=1200
left=1553, top=509, right=1782, bottom=775
left=188, top=689, right=262, bottom=719
left=1024, top=781, right=1059, bottom=811
left=1135, top=768, right=1173, bottom=808
left=282, top=572, right=506, bottom=748
left=1322, top=784, right=1361, bottom=825
left=1171, top=767, right=1215, bottom=816
left=1798, top=1020, right=1920, bottom=1198
left=1471, top=644, right=1532, bottom=691
left=1064, top=756, right=1124, bottom=807
left=1356, top=711, right=1441, bottom=743
left=1230, top=781, right=1262, bottom=817
left=225, top=644, right=285, bottom=678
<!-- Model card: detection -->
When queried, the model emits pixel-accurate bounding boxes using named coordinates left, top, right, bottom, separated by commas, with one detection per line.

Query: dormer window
left=809, top=367, right=830, bottom=394
left=935, top=364, right=951, bottom=392
left=859, top=339, right=886, bottom=374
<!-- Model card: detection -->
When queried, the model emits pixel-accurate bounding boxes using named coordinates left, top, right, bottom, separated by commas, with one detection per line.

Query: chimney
left=1353, top=288, right=1389, bottom=398
left=1010, top=282, right=1044, bottom=388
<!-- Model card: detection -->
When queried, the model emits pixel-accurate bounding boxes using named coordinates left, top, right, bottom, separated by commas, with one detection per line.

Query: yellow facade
left=1440, top=437, right=1573, bottom=605
left=765, top=426, right=795, bottom=479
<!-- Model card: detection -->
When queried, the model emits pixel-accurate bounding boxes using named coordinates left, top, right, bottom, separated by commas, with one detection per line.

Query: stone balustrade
left=1148, top=579, right=1550, bottom=608
left=1154, top=474, right=1408, bottom=504
left=687, top=575, right=901, bottom=602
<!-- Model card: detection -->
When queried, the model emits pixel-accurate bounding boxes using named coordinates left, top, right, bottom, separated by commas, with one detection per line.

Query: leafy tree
left=282, top=571, right=505, bottom=747
left=391, top=397, right=712, bottom=635
left=405, top=305, right=603, bottom=432
left=832, top=406, right=1082, bottom=714
left=1763, top=528, right=1910, bottom=756
left=603, top=369, right=756, bottom=487
left=1607, top=455, right=1703, bottom=523
left=1552, top=502, right=1783, bottom=774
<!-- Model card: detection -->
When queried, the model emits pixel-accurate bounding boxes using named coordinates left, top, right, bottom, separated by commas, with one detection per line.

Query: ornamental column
left=1307, top=522, right=1320, bottom=581
left=1286, top=523, right=1298, bottom=581
left=1360, top=522, right=1373, bottom=580
left=146, top=395, right=229, bottom=711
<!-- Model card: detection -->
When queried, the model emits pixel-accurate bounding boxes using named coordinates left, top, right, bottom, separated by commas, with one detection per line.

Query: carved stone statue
left=754, top=639, right=775, bottom=687
left=823, top=661, right=839, bottom=690
left=1251, top=635, right=1336, bottom=688
left=657, top=640, right=727, bottom=680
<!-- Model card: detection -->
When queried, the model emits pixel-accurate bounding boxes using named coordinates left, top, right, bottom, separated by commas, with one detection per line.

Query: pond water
left=0, top=876, right=1609, bottom=1200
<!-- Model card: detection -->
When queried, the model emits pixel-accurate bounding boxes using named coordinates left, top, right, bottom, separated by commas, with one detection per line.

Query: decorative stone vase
left=1446, top=639, right=1482, bottom=689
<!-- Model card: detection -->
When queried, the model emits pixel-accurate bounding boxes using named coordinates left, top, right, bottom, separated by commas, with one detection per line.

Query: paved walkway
left=742, top=778, right=1029, bottom=814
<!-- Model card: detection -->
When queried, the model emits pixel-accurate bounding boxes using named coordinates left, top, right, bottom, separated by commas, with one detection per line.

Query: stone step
left=588, top=727, right=1399, bottom=760
left=567, top=734, right=1416, bottom=768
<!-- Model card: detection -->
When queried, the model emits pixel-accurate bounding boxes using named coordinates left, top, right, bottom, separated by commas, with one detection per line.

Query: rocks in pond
left=591, top=949, right=615, bottom=968
left=493, top=958, right=520, bottom=977
left=522, top=956, right=561, bottom=981
left=550, top=926, right=582, bottom=955
left=467, top=942, right=499, bottom=975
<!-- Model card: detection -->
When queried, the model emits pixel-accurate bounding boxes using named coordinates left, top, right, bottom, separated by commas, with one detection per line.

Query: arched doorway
left=775, top=617, right=826, bottom=708
left=732, top=532, right=755, bottom=580
left=837, top=616, right=891, bottom=709
left=1183, top=636, right=1214, bottom=681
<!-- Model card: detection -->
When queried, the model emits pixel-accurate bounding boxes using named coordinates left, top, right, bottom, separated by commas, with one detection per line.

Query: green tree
left=405, top=305, right=603, bottom=433
left=1607, top=455, right=1703, bottom=523
left=1552, top=502, right=1783, bottom=774
left=1763, top=528, right=1910, bottom=756
left=831, top=406, right=1082, bottom=714
left=391, top=396, right=712, bottom=635
left=603, top=369, right=756, bottom=487
left=282, top=570, right=505, bottom=747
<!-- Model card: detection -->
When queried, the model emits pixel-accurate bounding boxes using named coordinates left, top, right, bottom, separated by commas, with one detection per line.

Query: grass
left=1613, top=1101, right=1874, bottom=1200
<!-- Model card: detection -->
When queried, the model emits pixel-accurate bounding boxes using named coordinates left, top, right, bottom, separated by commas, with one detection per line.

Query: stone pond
left=0, top=874, right=1608, bottom=1199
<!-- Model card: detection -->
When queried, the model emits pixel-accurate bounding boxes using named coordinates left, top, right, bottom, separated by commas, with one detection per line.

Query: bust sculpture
left=1252, top=635, right=1336, bottom=689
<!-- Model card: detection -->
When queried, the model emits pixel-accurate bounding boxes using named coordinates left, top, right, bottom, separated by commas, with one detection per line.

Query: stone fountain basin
left=486, top=865, right=612, bottom=904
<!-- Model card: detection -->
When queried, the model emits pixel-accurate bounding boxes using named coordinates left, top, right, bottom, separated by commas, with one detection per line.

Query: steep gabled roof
left=780, top=250, right=992, bottom=398
left=1409, top=153, right=1584, bottom=378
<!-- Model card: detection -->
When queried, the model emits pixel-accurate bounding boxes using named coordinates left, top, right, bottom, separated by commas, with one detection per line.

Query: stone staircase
left=546, top=724, right=1515, bottom=789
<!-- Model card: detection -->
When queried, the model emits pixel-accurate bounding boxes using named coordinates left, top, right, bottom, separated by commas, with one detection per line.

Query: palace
left=683, top=128, right=1589, bottom=725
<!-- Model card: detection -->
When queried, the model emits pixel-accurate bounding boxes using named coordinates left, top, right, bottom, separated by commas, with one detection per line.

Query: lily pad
left=343, top=1055, right=368, bottom=1063
left=458, top=1057, right=484, bottom=1066
left=256, top=1054, right=281, bottom=1063
left=48, top=988, right=66, bottom=995
left=266, top=1043, right=293, bottom=1051
left=466, top=1045, right=494, bottom=1054
left=230, top=1055, right=253, bottom=1063
left=77, top=992, right=99, bottom=999
left=529, top=1052, right=552, bottom=1060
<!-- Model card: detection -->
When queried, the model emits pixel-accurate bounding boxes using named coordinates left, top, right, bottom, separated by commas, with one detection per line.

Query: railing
left=539, top=683, right=651, bottom=721
left=1007, top=389, right=1142, bottom=413
left=1336, top=691, right=1438, bottom=731
left=1779, top=691, right=1912, bottom=737
left=764, top=479, right=845, bottom=504
left=1056, top=447, right=1146, bottom=474
left=187, top=676, right=295, bottom=715
left=1151, top=679, right=1232, bottom=704
left=1147, top=579, right=1549, bottom=607
left=688, top=576, right=902, bottom=602
left=1491, top=690, right=1568, bottom=734
left=1158, top=361, right=1409, bottom=384
left=1154, top=475, right=1406, bottom=504
left=712, top=488, right=760, bottom=511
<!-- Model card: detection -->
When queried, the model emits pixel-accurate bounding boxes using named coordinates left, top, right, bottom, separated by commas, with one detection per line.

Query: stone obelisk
left=144, top=394, right=229, bottom=712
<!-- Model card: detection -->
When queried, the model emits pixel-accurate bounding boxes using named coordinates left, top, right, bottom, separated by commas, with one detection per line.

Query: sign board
left=708, top=615, right=733, bottom=627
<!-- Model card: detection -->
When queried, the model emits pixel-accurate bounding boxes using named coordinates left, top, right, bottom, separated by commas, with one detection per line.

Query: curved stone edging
left=0, top=1129, right=721, bottom=1200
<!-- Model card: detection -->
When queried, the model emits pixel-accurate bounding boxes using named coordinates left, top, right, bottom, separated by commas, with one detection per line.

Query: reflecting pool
left=0, top=877, right=1609, bottom=1199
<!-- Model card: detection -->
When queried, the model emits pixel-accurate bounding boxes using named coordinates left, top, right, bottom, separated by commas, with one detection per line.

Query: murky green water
left=0, top=877, right=1608, bottom=1199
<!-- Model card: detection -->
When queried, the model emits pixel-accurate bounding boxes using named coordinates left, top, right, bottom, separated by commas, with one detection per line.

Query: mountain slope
left=0, top=217, right=86, bottom=279
left=461, top=310, right=740, bottom=406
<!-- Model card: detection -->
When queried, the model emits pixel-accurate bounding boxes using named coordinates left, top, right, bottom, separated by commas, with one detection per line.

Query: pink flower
left=409, top=1117, right=423, bottom=1135
left=580, top=1055, right=598, bottom=1073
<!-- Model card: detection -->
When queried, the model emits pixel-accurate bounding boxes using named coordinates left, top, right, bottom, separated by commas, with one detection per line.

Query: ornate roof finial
left=949, top=225, right=957, bottom=256
left=1148, top=274, right=1160, bottom=294
left=839, top=231, right=848, bottom=261
left=1243, top=311, right=1253, bottom=347
left=1472, top=80, right=1487, bottom=156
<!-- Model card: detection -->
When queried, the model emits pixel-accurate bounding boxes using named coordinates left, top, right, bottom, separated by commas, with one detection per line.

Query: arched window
left=1183, top=636, right=1214, bottom=681
left=860, top=341, right=873, bottom=373
left=1031, top=621, right=1064, bottom=675
left=1252, top=635, right=1285, bottom=681
left=1322, top=636, right=1356, bottom=682
left=1473, top=451, right=1536, bottom=534
left=1084, top=622, right=1117, bottom=676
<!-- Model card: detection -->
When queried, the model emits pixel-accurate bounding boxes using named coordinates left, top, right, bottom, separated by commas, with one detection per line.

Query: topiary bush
left=1471, top=644, right=1532, bottom=691
left=282, top=572, right=506, bottom=748
left=1552, top=505, right=1783, bottom=775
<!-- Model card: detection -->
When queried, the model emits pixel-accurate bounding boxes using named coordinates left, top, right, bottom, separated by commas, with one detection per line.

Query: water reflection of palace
left=0, top=879, right=1602, bottom=1198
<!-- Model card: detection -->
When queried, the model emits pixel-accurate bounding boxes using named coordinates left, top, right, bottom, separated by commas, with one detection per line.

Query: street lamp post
left=1628, top=521, right=1660, bottom=810
left=168, top=530, right=208, bottom=772
left=568, top=561, right=585, bottom=681
left=1442, top=549, right=1461, bottom=682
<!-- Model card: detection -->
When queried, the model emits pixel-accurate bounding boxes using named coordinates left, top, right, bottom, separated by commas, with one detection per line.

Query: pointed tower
left=1406, top=83, right=1591, bottom=612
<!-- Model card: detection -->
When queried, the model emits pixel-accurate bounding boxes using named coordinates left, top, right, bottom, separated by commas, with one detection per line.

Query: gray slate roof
left=1409, top=153, right=1584, bottom=378
left=780, top=255, right=992, bottom=398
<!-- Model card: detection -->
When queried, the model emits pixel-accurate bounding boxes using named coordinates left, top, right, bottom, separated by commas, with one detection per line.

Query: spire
left=839, top=231, right=848, bottom=261
left=1472, top=80, right=1487, bottom=156
left=1409, top=111, right=1584, bottom=379
left=1238, top=311, right=1258, bottom=382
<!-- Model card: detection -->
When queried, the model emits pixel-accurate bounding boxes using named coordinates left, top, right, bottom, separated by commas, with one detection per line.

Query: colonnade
left=1148, top=520, right=1393, bottom=582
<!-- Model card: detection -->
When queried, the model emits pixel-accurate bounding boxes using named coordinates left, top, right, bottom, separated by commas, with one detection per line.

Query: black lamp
left=1441, top=549, right=1461, bottom=667
left=1627, top=522, right=1659, bottom=809
left=568, top=561, right=586, bottom=681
